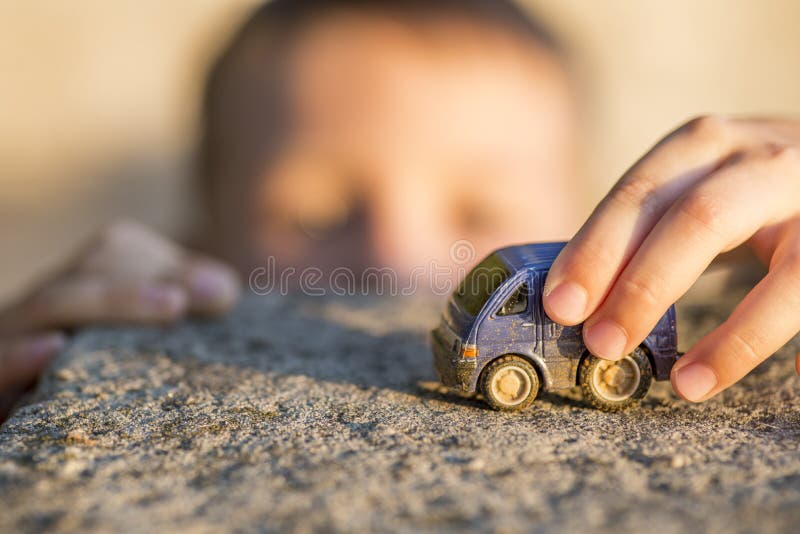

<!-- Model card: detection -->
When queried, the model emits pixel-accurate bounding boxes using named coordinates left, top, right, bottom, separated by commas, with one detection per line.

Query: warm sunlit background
left=2, top=0, right=800, bottom=304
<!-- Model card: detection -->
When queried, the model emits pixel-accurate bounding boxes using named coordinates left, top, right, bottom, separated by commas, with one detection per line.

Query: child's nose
left=364, top=182, right=448, bottom=277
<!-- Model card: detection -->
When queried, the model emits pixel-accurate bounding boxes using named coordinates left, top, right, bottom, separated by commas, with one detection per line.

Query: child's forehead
left=279, top=14, right=573, bottom=152
left=283, top=13, right=571, bottom=118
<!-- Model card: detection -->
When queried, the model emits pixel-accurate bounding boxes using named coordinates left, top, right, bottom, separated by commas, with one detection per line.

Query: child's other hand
left=0, top=333, right=66, bottom=419
left=543, top=116, right=800, bottom=402
left=0, top=220, right=240, bottom=417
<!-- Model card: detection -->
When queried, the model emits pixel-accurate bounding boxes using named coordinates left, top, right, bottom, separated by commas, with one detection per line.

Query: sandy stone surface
left=1, top=283, right=799, bottom=533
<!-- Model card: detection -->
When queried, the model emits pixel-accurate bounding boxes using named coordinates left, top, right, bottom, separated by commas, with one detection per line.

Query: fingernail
left=673, top=363, right=717, bottom=402
left=583, top=319, right=628, bottom=360
left=189, top=266, right=234, bottom=303
left=544, top=281, right=588, bottom=324
left=23, top=333, right=66, bottom=363
left=141, top=285, right=186, bottom=314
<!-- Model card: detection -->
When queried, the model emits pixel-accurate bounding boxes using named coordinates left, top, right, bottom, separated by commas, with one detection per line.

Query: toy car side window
left=497, top=282, right=529, bottom=316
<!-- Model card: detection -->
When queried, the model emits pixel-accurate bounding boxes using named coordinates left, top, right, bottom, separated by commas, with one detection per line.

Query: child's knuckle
left=676, top=191, right=727, bottom=240
left=564, top=238, right=617, bottom=283
left=610, top=174, right=660, bottom=212
left=618, top=272, right=664, bottom=309
left=725, top=329, right=764, bottom=371
left=770, top=144, right=800, bottom=168
left=99, top=219, right=140, bottom=245
left=682, top=114, right=730, bottom=142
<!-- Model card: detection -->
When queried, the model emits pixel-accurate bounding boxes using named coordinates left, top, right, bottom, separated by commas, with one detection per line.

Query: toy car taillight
left=460, top=345, right=478, bottom=359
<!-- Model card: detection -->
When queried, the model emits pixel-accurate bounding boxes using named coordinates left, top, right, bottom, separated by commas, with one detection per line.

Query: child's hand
left=0, top=220, right=240, bottom=417
left=0, top=333, right=66, bottom=419
left=543, top=116, right=800, bottom=402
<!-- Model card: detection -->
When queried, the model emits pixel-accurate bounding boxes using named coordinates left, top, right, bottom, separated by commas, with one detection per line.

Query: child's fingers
left=0, top=332, right=65, bottom=391
left=14, top=277, right=188, bottom=333
left=74, top=219, right=184, bottom=280
left=671, top=249, right=800, bottom=401
left=581, top=149, right=800, bottom=360
left=3, top=259, right=239, bottom=335
left=181, top=257, right=241, bottom=316
left=79, top=220, right=240, bottom=317
left=0, top=220, right=241, bottom=338
left=544, top=116, right=737, bottom=326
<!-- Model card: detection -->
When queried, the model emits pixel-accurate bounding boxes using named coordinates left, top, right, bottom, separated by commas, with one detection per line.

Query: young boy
left=2, top=0, right=799, bottom=417
left=198, top=0, right=580, bottom=276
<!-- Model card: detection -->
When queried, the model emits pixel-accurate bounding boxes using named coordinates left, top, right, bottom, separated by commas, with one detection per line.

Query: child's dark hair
left=235, top=0, right=561, bottom=50
left=198, top=0, right=563, bottom=252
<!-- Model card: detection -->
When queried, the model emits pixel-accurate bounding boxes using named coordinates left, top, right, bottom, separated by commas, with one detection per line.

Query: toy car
left=431, top=242, right=680, bottom=411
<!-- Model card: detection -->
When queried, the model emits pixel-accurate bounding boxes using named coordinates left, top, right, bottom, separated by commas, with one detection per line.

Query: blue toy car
left=431, top=242, right=680, bottom=411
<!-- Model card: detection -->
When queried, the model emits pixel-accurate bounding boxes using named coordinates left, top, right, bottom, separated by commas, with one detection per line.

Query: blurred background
left=2, top=0, right=800, bottom=304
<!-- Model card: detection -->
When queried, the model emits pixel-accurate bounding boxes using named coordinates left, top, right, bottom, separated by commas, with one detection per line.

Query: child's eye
left=454, top=199, right=498, bottom=234
left=294, top=195, right=368, bottom=242
left=295, top=204, right=351, bottom=240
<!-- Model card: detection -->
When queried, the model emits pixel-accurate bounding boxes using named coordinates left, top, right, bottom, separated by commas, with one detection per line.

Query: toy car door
left=535, top=270, right=583, bottom=388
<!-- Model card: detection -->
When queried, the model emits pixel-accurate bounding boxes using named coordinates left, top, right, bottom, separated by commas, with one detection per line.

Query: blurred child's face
left=247, top=14, right=578, bottom=276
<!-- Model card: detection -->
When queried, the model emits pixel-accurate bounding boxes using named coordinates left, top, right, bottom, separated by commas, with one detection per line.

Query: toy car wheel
left=579, top=347, right=653, bottom=411
left=480, top=355, right=539, bottom=411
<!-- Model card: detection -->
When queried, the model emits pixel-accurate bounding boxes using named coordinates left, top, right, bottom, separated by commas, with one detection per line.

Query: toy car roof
left=493, top=241, right=568, bottom=273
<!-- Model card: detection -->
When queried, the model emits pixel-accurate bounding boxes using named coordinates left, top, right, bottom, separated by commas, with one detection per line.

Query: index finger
left=543, top=116, right=738, bottom=326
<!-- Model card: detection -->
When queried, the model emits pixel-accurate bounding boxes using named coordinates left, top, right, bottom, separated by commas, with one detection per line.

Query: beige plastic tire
left=579, top=347, right=653, bottom=411
left=480, top=355, right=540, bottom=412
